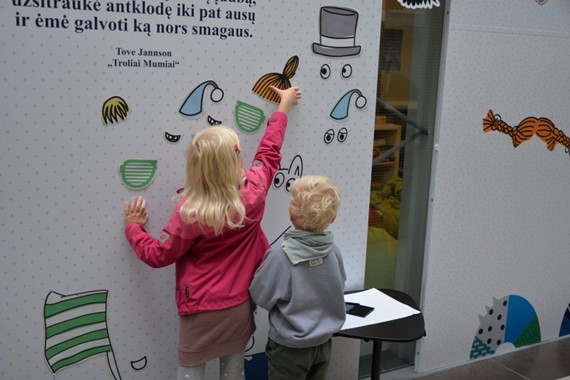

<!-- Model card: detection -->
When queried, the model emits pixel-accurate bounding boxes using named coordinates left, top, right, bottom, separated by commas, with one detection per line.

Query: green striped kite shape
left=43, top=290, right=122, bottom=379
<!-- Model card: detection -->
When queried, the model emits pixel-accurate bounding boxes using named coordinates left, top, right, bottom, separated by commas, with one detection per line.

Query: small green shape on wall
left=235, top=101, right=265, bottom=134
left=119, top=159, right=158, bottom=190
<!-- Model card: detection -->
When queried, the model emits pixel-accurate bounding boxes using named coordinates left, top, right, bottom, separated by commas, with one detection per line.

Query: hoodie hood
left=282, top=229, right=334, bottom=265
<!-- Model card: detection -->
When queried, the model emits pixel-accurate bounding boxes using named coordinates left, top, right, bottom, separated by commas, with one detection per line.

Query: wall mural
left=470, top=295, right=541, bottom=360
left=312, top=5, right=367, bottom=148
left=469, top=296, right=570, bottom=359
left=475, top=109, right=570, bottom=359
left=1, top=0, right=383, bottom=377
left=3, top=0, right=567, bottom=376
left=40, top=8, right=362, bottom=375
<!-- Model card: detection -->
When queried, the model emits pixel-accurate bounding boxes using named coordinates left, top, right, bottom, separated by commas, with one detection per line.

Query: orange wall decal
left=483, top=109, right=569, bottom=156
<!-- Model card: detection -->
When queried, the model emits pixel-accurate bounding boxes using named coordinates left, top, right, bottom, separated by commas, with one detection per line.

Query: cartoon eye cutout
left=273, top=155, right=303, bottom=191
left=341, top=64, right=353, bottom=79
left=164, top=131, right=181, bottom=144
left=274, top=176, right=299, bottom=192
left=320, top=64, right=331, bottom=79
left=285, top=178, right=296, bottom=192
left=273, top=172, right=285, bottom=188
left=337, top=127, right=348, bottom=142
left=324, top=128, right=335, bottom=144
left=207, top=115, right=222, bottom=126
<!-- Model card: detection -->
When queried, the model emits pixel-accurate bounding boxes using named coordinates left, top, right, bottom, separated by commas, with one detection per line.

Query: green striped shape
left=44, top=290, right=113, bottom=374
left=44, top=292, right=107, bottom=318
left=46, top=329, right=109, bottom=359
left=235, top=101, right=265, bottom=134
left=119, top=159, right=158, bottom=189
left=46, top=312, right=107, bottom=339
left=51, top=345, right=112, bottom=373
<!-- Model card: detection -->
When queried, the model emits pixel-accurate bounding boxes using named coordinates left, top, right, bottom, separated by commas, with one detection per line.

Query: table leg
left=370, top=340, right=383, bottom=380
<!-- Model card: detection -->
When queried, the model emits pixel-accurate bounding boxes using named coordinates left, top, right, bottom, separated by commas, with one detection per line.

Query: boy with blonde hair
left=250, top=175, right=346, bottom=380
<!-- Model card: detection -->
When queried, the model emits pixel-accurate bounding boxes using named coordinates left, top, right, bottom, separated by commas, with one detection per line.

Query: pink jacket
left=125, top=112, right=288, bottom=315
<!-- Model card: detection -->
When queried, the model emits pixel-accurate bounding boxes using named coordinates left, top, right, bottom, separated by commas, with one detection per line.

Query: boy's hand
left=269, top=85, right=302, bottom=114
left=124, top=196, right=149, bottom=227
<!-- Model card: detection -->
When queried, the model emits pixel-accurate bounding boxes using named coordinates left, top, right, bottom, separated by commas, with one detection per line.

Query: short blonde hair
left=289, top=175, right=341, bottom=233
left=179, top=125, right=245, bottom=235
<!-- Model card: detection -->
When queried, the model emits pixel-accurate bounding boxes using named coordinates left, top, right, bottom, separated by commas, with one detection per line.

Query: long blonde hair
left=179, top=125, right=245, bottom=235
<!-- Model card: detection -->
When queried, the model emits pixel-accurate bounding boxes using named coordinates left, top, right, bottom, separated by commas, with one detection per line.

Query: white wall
left=417, top=0, right=570, bottom=372
left=0, top=1, right=382, bottom=379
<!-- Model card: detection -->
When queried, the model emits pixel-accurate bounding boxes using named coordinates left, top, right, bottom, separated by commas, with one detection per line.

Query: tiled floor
left=376, top=337, right=570, bottom=380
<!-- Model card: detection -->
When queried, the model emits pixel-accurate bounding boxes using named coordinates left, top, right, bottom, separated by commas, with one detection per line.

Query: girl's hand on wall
left=124, top=196, right=149, bottom=227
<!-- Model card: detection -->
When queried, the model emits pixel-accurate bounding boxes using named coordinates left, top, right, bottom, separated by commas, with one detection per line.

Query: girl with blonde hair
left=180, top=125, right=246, bottom=234
left=123, top=85, right=302, bottom=380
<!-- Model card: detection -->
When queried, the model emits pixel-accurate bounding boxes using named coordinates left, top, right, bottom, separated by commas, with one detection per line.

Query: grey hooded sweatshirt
left=249, top=229, right=346, bottom=348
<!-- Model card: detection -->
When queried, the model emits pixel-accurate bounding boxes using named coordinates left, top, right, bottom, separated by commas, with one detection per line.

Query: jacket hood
left=282, top=229, right=334, bottom=265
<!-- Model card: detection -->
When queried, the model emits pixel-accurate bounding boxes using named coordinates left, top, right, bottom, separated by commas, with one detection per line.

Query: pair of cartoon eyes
left=321, top=64, right=352, bottom=79
left=273, top=173, right=297, bottom=192
left=324, top=128, right=348, bottom=144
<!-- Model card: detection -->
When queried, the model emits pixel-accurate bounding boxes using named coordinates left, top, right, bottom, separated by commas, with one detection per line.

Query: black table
left=335, top=288, right=425, bottom=380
